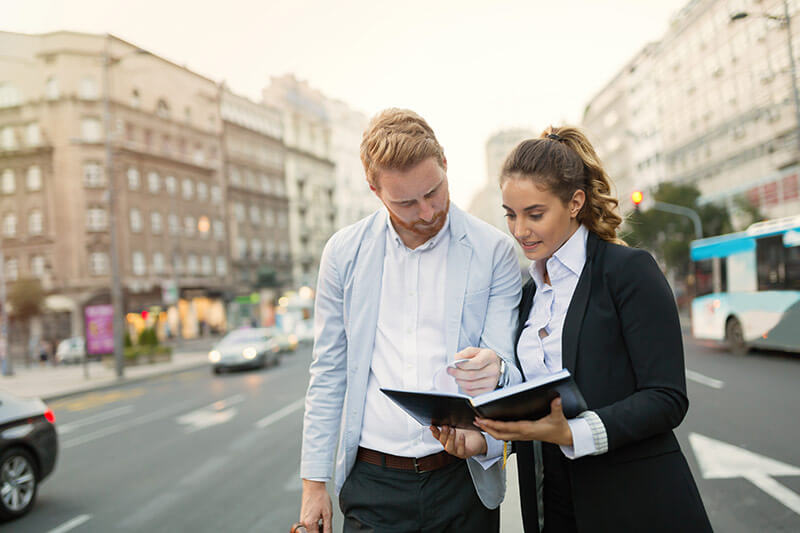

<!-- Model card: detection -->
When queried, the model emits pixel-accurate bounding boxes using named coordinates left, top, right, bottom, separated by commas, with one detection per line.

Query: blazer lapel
left=561, top=232, right=600, bottom=373
left=349, top=212, right=386, bottom=375
left=515, top=280, right=535, bottom=379
left=445, top=207, right=472, bottom=360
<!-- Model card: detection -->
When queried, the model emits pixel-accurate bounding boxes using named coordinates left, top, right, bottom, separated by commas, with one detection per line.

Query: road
left=8, top=335, right=800, bottom=532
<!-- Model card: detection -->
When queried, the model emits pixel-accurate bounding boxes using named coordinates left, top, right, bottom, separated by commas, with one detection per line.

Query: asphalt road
left=8, top=335, right=800, bottom=532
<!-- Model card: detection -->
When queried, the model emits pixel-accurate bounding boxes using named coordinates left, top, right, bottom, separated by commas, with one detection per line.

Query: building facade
left=262, top=75, right=336, bottom=288
left=0, top=30, right=230, bottom=360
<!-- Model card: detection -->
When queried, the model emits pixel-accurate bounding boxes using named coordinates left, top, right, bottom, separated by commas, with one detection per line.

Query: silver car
left=208, top=328, right=282, bottom=375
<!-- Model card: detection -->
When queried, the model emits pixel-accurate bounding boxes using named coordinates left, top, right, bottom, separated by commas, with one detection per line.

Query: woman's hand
left=429, top=425, right=488, bottom=459
left=447, top=347, right=503, bottom=396
left=474, top=397, right=573, bottom=446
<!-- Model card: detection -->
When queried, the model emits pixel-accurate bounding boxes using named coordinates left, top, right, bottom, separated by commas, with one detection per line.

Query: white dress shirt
left=517, top=224, right=608, bottom=459
left=359, top=213, right=457, bottom=458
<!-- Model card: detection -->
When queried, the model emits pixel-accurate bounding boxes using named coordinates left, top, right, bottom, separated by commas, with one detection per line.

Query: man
left=298, top=108, right=522, bottom=532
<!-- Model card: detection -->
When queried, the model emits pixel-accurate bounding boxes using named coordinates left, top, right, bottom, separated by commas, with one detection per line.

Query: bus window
left=695, top=260, right=714, bottom=296
left=757, top=236, right=786, bottom=290
left=787, top=246, right=800, bottom=290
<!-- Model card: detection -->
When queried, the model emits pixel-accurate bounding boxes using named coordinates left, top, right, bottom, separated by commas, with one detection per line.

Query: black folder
left=381, top=369, right=587, bottom=431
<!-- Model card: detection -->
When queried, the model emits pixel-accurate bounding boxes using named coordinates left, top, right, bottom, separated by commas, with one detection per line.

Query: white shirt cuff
left=559, top=411, right=608, bottom=459
left=472, top=432, right=504, bottom=469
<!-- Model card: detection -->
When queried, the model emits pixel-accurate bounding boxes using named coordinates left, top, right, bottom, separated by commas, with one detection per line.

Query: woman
left=433, top=127, right=711, bottom=532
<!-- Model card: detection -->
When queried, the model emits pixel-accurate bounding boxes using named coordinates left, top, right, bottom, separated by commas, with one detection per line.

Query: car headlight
left=242, top=347, right=257, bottom=359
left=209, top=350, right=221, bottom=363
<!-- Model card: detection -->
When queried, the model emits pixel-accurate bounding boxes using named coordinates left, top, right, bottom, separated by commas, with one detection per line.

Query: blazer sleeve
left=300, top=235, right=349, bottom=481
left=479, top=236, right=523, bottom=387
left=594, top=249, right=689, bottom=451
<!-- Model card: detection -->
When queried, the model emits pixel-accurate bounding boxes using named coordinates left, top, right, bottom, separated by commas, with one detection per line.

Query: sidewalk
left=0, top=350, right=210, bottom=401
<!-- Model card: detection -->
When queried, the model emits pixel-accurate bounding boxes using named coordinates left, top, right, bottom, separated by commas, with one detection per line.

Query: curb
left=41, top=360, right=209, bottom=402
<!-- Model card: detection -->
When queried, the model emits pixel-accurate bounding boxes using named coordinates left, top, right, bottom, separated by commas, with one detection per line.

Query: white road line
left=58, top=406, right=135, bottom=435
left=47, top=514, right=92, bottom=533
left=255, top=398, right=305, bottom=429
left=62, top=399, right=199, bottom=449
left=686, top=369, right=725, bottom=389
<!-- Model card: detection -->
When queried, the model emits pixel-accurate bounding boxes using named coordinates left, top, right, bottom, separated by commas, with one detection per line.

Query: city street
left=7, top=334, right=800, bottom=532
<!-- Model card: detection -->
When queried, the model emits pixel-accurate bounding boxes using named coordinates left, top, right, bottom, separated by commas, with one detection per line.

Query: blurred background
left=0, top=1, right=799, bottom=532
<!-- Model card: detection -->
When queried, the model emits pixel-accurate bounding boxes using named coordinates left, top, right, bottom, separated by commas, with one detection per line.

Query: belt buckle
left=413, top=457, right=421, bottom=473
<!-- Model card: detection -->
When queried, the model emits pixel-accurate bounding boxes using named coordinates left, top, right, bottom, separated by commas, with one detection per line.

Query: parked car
left=0, top=392, right=58, bottom=521
left=208, top=328, right=282, bottom=374
left=55, top=336, right=86, bottom=365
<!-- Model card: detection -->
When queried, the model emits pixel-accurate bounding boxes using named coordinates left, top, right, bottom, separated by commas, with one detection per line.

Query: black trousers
left=542, top=443, right=578, bottom=533
left=338, top=458, right=499, bottom=533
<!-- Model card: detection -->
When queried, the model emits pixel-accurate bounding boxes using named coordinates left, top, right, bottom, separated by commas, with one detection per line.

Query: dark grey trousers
left=338, top=458, right=500, bottom=533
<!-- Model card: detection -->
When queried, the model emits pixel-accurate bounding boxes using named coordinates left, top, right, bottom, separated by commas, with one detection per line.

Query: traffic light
left=631, top=190, right=643, bottom=212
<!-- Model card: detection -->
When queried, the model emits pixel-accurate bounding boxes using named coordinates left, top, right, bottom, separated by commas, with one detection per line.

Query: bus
left=690, top=215, right=800, bottom=354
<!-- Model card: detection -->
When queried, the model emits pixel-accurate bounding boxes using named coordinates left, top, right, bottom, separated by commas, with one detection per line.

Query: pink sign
left=85, top=304, right=114, bottom=355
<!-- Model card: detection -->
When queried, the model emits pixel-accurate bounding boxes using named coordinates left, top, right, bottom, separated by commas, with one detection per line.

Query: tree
left=7, top=278, right=46, bottom=364
left=256, top=266, right=278, bottom=289
left=623, top=183, right=733, bottom=277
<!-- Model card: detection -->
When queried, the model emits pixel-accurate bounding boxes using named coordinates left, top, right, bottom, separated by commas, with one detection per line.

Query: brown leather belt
left=356, top=447, right=459, bottom=473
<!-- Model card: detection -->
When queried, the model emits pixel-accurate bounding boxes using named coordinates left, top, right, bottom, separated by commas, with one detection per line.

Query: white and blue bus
left=690, top=215, right=800, bottom=354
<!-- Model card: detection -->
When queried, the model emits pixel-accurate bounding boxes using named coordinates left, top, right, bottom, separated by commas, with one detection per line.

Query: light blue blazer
left=300, top=204, right=522, bottom=509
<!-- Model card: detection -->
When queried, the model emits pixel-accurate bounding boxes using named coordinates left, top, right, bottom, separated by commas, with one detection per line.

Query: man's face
left=371, top=157, right=450, bottom=242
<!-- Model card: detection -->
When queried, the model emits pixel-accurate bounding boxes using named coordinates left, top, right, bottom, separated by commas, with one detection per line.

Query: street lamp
left=103, top=34, right=150, bottom=378
left=731, top=1, right=800, bottom=154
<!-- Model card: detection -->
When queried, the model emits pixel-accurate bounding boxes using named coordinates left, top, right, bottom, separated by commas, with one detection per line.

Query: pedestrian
left=433, top=126, right=712, bottom=532
left=297, top=108, right=524, bottom=532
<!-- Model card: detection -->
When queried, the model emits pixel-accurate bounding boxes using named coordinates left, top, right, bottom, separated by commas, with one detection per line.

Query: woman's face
left=501, top=176, right=585, bottom=262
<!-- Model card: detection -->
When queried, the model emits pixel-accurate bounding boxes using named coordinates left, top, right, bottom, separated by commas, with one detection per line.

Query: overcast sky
left=3, top=0, right=688, bottom=207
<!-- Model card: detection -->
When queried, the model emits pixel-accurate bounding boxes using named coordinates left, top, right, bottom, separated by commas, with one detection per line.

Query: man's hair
left=360, top=108, right=445, bottom=188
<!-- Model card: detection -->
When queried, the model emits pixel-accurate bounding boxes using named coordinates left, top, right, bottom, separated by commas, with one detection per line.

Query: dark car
left=0, top=392, right=58, bottom=521
left=209, top=328, right=283, bottom=374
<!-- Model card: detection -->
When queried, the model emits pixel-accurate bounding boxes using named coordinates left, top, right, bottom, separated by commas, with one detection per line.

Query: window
left=1, top=127, right=16, bottom=150
left=2, top=169, right=15, bottom=194
left=130, top=208, right=142, bottom=233
left=151, top=212, right=162, bottom=234
left=0, top=83, right=21, bottom=108
left=184, top=216, right=195, bottom=237
left=128, top=168, right=140, bottom=190
left=265, top=239, right=275, bottom=259
left=234, top=202, right=245, bottom=222
left=251, top=239, right=262, bottom=259
left=131, top=89, right=140, bottom=108
left=757, top=235, right=800, bottom=290
left=184, top=107, right=192, bottom=123
left=237, top=237, right=247, bottom=259
left=213, top=219, right=224, bottom=240
left=152, top=252, right=165, bottom=274
left=45, top=77, right=59, bottom=100
left=278, top=211, right=287, bottom=228
left=5, top=258, right=18, bottom=281
left=156, top=99, right=170, bottom=118
left=3, top=213, right=16, bottom=237
left=280, top=241, right=289, bottom=260
left=264, top=207, right=275, bottom=226
left=79, top=77, right=98, bottom=100
left=182, top=179, right=194, bottom=200
left=168, top=214, right=180, bottom=235
left=81, top=118, right=102, bottom=142
left=173, top=255, right=183, bottom=274
left=211, top=185, right=222, bottom=204
left=132, top=251, right=146, bottom=275
left=30, top=255, right=46, bottom=278
left=260, top=175, right=272, bottom=194
left=201, top=255, right=213, bottom=276
left=86, top=207, right=107, bottom=231
left=26, top=123, right=41, bottom=146
left=216, top=255, right=227, bottom=276
left=28, top=209, right=43, bottom=235
left=147, top=171, right=160, bottom=193
left=249, top=205, right=260, bottom=225
left=187, top=254, right=198, bottom=275
left=84, top=162, right=104, bottom=187
left=229, top=167, right=241, bottom=186
left=89, top=252, right=108, bottom=275
left=196, top=182, right=208, bottom=201
left=165, top=175, right=177, bottom=195
left=26, top=166, right=42, bottom=191
left=193, top=145, right=204, bottom=165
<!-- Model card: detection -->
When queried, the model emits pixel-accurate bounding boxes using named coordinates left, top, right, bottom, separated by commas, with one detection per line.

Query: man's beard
left=388, top=196, right=450, bottom=241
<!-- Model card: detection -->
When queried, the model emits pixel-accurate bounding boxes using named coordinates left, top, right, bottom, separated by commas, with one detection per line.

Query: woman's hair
left=500, top=125, right=626, bottom=245
left=360, top=108, right=445, bottom=189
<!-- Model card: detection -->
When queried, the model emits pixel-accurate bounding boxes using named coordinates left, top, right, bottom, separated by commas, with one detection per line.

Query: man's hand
left=447, top=347, right=503, bottom=396
left=429, top=425, right=488, bottom=459
left=474, top=397, right=573, bottom=446
left=299, top=479, right=332, bottom=533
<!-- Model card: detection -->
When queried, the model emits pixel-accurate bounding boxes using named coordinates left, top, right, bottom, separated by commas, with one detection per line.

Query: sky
left=3, top=0, right=689, bottom=208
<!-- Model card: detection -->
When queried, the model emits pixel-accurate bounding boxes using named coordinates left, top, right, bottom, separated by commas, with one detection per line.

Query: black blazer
left=514, top=232, right=712, bottom=533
